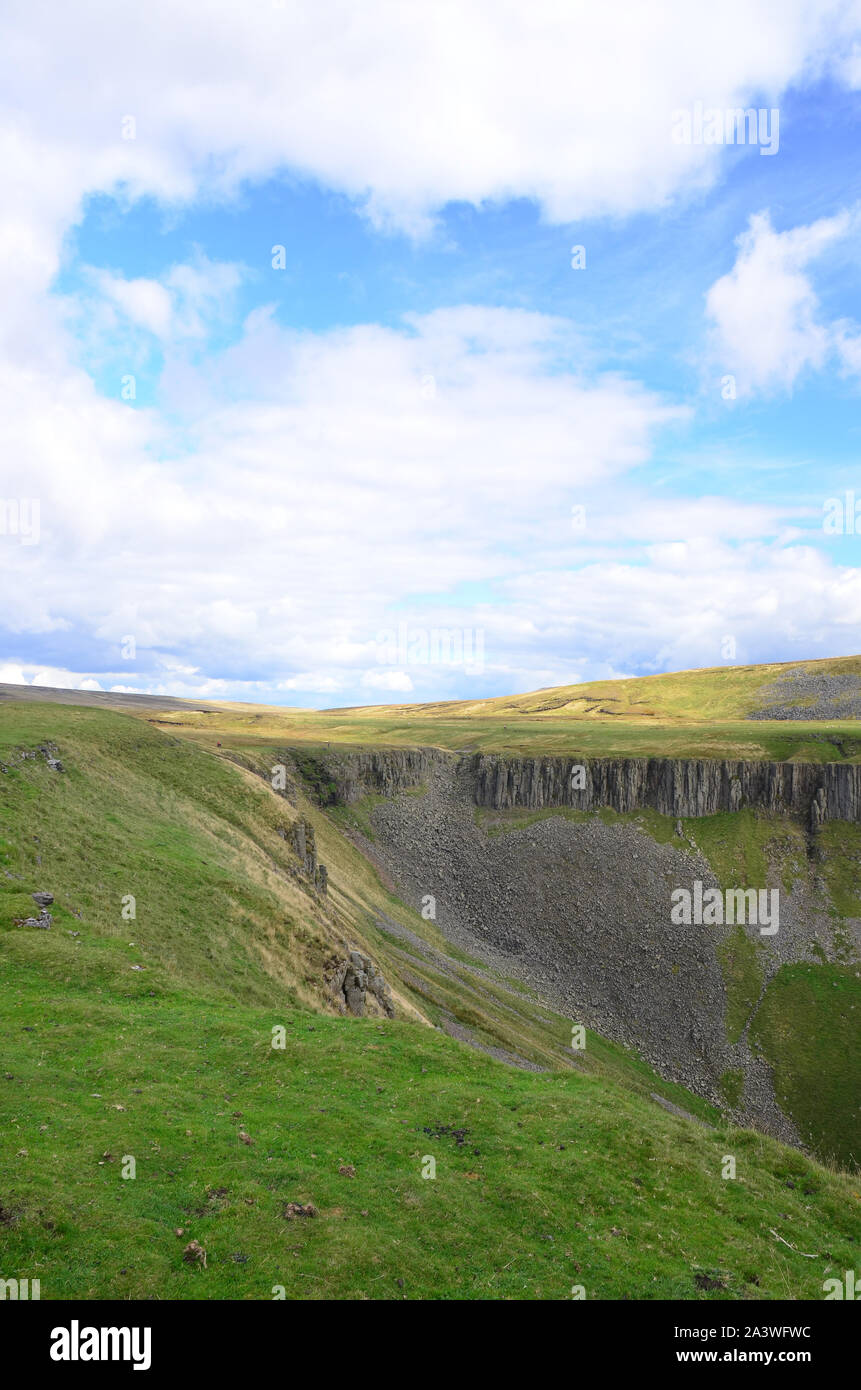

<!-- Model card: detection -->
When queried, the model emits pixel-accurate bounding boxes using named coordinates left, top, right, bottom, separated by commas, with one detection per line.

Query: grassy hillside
left=1, top=699, right=859, bottom=1300
left=326, top=654, right=861, bottom=719
left=0, top=704, right=354, bottom=1015
left=0, top=703, right=724, bottom=1103
left=2, top=953, right=858, bottom=1302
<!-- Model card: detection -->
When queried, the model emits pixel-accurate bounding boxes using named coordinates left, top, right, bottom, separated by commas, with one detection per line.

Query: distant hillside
left=6, top=657, right=861, bottom=762
left=328, top=654, right=861, bottom=723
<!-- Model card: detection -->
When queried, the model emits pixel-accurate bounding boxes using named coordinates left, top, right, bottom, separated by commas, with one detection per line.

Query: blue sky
left=2, top=1, right=861, bottom=705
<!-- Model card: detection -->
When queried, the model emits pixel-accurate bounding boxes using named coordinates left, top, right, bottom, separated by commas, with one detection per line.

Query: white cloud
left=0, top=304, right=684, bottom=673
left=0, top=663, right=29, bottom=685
left=82, top=254, right=244, bottom=353
left=361, top=671, right=415, bottom=692
left=278, top=674, right=342, bottom=694
left=1, top=287, right=851, bottom=697
left=96, top=273, right=174, bottom=338
left=0, top=0, right=858, bottom=301
left=502, top=539, right=861, bottom=675
left=705, top=208, right=861, bottom=394
left=3, top=4, right=861, bottom=700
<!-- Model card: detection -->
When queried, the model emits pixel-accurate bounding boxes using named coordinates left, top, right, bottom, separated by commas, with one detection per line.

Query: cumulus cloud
left=3, top=2, right=861, bottom=701
left=0, top=301, right=688, bottom=693
left=705, top=208, right=861, bottom=394
left=88, top=255, right=243, bottom=345
left=0, top=0, right=858, bottom=288
left=0, top=282, right=853, bottom=700
left=502, top=539, right=861, bottom=676
left=95, top=273, right=174, bottom=338
left=361, top=671, right=415, bottom=692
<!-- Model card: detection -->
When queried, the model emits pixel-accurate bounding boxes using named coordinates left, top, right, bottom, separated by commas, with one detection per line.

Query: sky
left=2, top=0, right=861, bottom=707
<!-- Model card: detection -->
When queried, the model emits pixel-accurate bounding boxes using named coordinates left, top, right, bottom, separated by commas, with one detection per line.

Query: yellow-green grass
left=80, top=653, right=861, bottom=762
left=323, top=654, right=861, bottom=722
left=133, top=709, right=861, bottom=763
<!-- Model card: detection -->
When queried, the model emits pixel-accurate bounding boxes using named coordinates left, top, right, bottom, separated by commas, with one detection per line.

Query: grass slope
left=1, top=700, right=859, bottom=1300
left=2, top=956, right=858, bottom=1301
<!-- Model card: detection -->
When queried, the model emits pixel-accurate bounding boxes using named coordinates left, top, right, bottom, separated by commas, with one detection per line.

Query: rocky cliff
left=304, top=747, right=444, bottom=804
left=304, top=746, right=861, bottom=826
left=467, top=753, right=861, bottom=826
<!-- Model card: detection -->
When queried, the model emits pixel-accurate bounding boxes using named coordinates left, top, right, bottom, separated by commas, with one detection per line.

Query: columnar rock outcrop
left=467, top=754, right=861, bottom=825
left=291, top=816, right=328, bottom=894
left=298, top=746, right=861, bottom=827
left=309, top=748, right=441, bottom=805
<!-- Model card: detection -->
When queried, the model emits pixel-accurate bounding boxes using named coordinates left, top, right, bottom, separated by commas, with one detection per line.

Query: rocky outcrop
left=17, top=890, right=55, bottom=927
left=328, top=949, right=394, bottom=1017
left=467, top=754, right=861, bottom=824
left=338, top=752, right=860, bottom=1151
left=293, top=745, right=861, bottom=827
left=2, top=743, right=64, bottom=774
left=291, top=816, right=328, bottom=894
left=17, top=910, right=52, bottom=929
left=298, top=748, right=441, bottom=805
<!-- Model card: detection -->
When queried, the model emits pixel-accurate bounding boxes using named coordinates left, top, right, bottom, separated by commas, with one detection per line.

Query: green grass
left=1, top=698, right=859, bottom=1300
left=0, top=705, right=340, bottom=1012
left=719, top=1070, right=745, bottom=1110
left=716, top=928, right=764, bottom=1046
left=750, top=963, right=861, bottom=1169
left=1, top=955, right=858, bottom=1302
left=685, top=812, right=804, bottom=892
left=148, top=711, right=861, bottom=762
left=817, top=822, right=861, bottom=920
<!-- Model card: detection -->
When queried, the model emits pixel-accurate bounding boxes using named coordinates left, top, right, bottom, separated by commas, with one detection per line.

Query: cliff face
left=311, top=748, right=445, bottom=804
left=309, top=746, right=861, bottom=825
left=467, top=754, right=861, bottom=825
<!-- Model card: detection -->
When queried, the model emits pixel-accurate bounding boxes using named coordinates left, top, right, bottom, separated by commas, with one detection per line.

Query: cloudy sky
left=2, top=0, right=861, bottom=706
